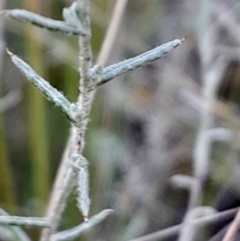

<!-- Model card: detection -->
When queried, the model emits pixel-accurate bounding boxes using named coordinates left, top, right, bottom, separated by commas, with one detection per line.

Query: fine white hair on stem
left=40, top=0, right=130, bottom=239
left=41, top=0, right=130, bottom=241
left=50, top=209, right=114, bottom=241
left=0, top=9, right=88, bottom=36
left=68, top=0, right=93, bottom=223
left=89, top=38, right=185, bottom=89
left=0, top=209, right=31, bottom=241
left=71, top=154, right=90, bottom=221
left=40, top=1, right=93, bottom=240
left=6, top=49, right=73, bottom=121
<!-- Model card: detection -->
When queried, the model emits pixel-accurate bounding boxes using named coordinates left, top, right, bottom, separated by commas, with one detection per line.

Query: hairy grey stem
left=6, top=49, right=73, bottom=121
left=72, top=0, right=93, bottom=221
left=51, top=209, right=114, bottom=241
left=0, top=216, right=51, bottom=228
left=1, top=9, right=88, bottom=36
left=89, top=38, right=185, bottom=89
left=40, top=1, right=93, bottom=240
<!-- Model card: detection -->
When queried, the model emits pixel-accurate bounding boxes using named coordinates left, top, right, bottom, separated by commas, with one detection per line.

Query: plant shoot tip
left=181, top=36, right=187, bottom=43
left=83, top=216, right=89, bottom=223
left=105, top=209, right=115, bottom=214
left=0, top=10, right=8, bottom=15
left=6, top=48, right=13, bottom=57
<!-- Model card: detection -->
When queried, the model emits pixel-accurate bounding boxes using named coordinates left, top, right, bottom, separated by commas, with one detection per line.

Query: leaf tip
left=0, top=10, right=8, bottom=16
left=83, top=215, right=89, bottom=223
left=180, top=36, right=187, bottom=43
left=104, top=209, right=115, bottom=215
left=86, top=84, right=96, bottom=92
left=6, top=48, right=14, bottom=57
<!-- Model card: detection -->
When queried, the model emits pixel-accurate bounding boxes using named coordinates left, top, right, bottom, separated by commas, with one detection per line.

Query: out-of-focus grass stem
left=23, top=0, right=50, bottom=214
left=0, top=0, right=16, bottom=213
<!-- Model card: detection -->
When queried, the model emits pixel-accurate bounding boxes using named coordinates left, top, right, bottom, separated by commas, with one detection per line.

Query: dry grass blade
left=222, top=209, right=240, bottom=241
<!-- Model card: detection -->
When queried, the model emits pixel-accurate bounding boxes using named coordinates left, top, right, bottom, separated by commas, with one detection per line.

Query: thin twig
left=51, top=209, right=114, bottom=241
left=1, top=9, right=88, bottom=35
left=128, top=208, right=238, bottom=241
left=178, top=58, right=226, bottom=241
left=97, top=0, right=128, bottom=66
left=178, top=0, right=224, bottom=239
left=6, top=49, right=73, bottom=121
left=222, top=208, right=240, bottom=241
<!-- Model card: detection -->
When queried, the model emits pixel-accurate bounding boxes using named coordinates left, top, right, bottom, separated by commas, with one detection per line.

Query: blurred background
left=1, top=0, right=240, bottom=240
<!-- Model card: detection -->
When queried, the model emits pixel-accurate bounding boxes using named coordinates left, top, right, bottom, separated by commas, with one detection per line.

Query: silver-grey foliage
left=0, top=1, right=185, bottom=241
left=1, top=9, right=88, bottom=35
left=6, top=49, right=73, bottom=121
left=89, top=38, right=185, bottom=89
